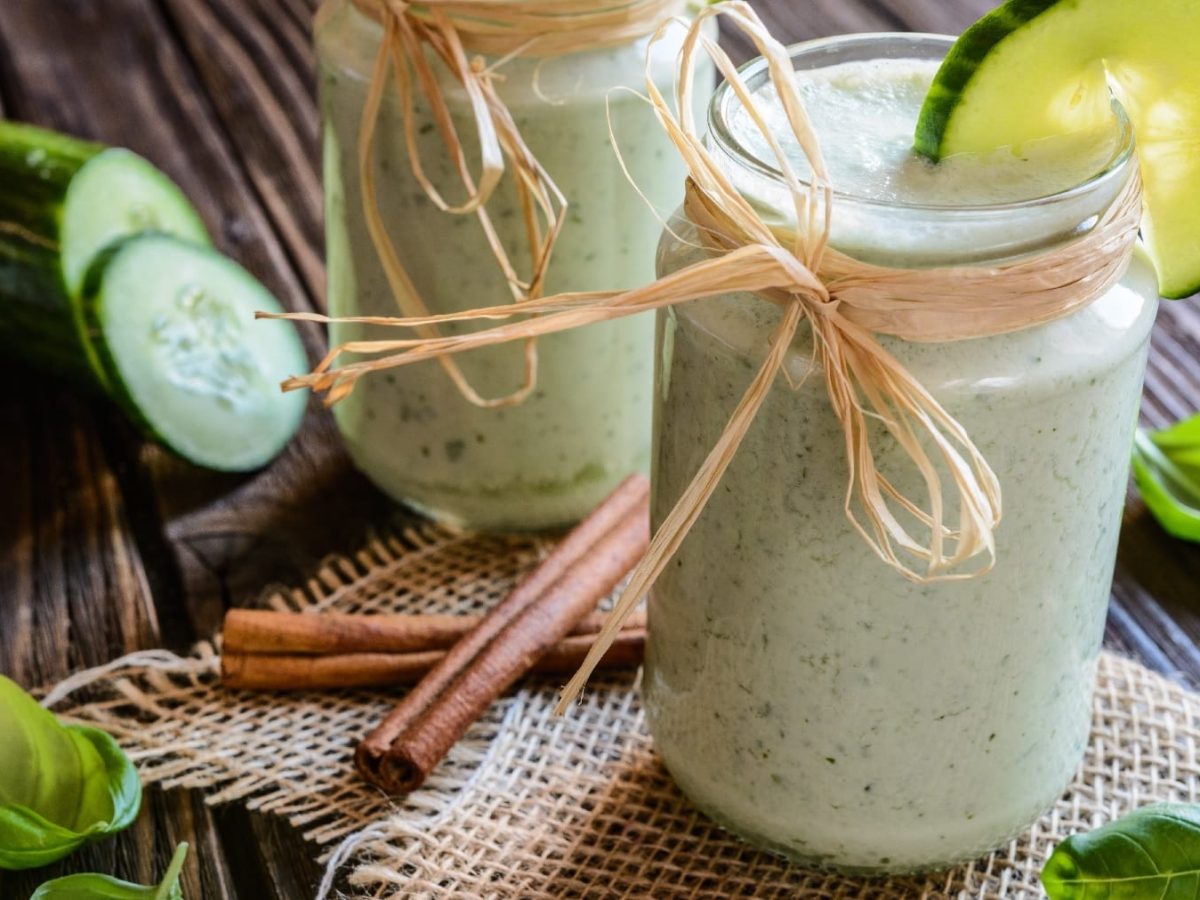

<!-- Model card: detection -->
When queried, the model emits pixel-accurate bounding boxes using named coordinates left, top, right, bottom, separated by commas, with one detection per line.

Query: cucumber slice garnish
left=915, top=0, right=1200, bottom=298
left=62, top=147, right=210, bottom=296
left=85, top=234, right=307, bottom=471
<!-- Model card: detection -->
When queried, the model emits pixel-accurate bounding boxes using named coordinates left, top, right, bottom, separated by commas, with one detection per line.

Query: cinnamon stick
left=220, top=627, right=646, bottom=691
left=221, top=608, right=645, bottom=656
left=355, top=473, right=650, bottom=794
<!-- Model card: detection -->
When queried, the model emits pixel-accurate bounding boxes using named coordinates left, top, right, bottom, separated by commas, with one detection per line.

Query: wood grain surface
left=1, top=0, right=1198, bottom=896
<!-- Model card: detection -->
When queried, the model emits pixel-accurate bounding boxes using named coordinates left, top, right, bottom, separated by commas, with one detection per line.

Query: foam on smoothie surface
left=726, top=58, right=1120, bottom=206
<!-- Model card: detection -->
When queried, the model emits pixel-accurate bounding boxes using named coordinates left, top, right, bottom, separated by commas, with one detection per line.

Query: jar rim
left=706, top=32, right=1136, bottom=215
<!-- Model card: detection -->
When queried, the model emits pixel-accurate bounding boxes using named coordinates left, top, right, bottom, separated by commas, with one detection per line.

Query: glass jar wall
left=316, top=2, right=706, bottom=530
left=643, top=34, right=1158, bottom=873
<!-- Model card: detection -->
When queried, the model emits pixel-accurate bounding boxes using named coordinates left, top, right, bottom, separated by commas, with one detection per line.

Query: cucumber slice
left=62, top=147, right=210, bottom=296
left=85, top=235, right=308, bottom=471
left=0, top=121, right=210, bottom=383
left=914, top=0, right=1200, bottom=298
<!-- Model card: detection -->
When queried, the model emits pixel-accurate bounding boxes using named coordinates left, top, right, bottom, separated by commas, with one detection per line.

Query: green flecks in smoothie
left=445, top=439, right=465, bottom=462
left=933, top=708, right=969, bottom=722
left=405, top=460, right=610, bottom=501
left=825, top=757, right=837, bottom=765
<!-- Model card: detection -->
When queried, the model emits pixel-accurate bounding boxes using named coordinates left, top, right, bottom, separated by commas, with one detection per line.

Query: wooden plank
left=1112, top=499, right=1200, bottom=666
left=0, top=786, right=250, bottom=899
left=1104, top=598, right=1184, bottom=683
left=1142, top=300, right=1200, bottom=428
left=159, top=0, right=325, bottom=300
left=721, top=0, right=899, bottom=63
left=0, top=379, right=158, bottom=681
left=867, top=0, right=997, bottom=33
left=0, top=9, right=202, bottom=895
left=136, top=0, right=398, bottom=628
left=213, top=805, right=327, bottom=899
left=0, top=372, right=235, bottom=896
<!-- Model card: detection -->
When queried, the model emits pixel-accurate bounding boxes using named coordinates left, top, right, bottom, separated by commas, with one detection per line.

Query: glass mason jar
left=316, top=2, right=705, bottom=531
left=644, top=35, right=1158, bottom=873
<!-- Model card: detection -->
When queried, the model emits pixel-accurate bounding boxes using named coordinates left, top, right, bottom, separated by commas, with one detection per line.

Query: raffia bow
left=279, top=2, right=1142, bottom=708
left=325, top=0, right=681, bottom=406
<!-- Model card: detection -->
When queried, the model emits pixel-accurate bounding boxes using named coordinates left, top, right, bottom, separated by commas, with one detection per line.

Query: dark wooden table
left=1, top=0, right=1198, bottom=896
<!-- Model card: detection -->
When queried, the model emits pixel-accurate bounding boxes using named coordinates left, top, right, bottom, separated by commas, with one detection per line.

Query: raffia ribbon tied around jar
left=275, top=2, right=1143, bottom=708
left=324, top=0, right=681, bottom=406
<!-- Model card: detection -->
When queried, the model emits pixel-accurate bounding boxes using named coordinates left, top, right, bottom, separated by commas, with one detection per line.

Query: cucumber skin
left=77, top=239, right=164, bottom=440
left=913, top=0, right=1063, bottom=161
left=0, top=121, right=105, bottom=384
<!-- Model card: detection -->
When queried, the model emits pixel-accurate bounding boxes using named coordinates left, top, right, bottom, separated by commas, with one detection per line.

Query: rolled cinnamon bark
left=355, top=473, right=650, bottom=793
left=223, top=609, right=468, bottom=655
left=220, top=628, right=646, bottom=691
left=221, top=608, right=644, bottom=656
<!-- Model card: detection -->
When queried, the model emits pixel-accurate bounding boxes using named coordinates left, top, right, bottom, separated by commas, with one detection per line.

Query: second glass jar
left=317, top=3, right=705, bottom=530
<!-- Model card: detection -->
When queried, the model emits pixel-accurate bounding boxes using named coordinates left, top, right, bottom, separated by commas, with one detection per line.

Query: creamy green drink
left=645, top=35, right=1158, bottom=872
left=316, top=3, right=704, bottom=530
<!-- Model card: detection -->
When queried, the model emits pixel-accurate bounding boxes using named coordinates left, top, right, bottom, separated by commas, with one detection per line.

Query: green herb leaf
left=1042, top=803, right=1200, bottom=898
left=0, top=676, right=141, bottom=870
left=30, top=842, right=188, bottom=900
left=1132, top=418, right=1200, bottom=541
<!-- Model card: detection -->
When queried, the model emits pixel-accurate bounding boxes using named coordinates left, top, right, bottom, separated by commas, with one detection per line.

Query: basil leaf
left=1132, top=425, right=1200, bottom=541
left=1042, top=803, right=1200, bottom=898
left=1152, top=416, right=1200, bottom=486
left=30, top=842, right=188, bottom=900
left=0, top=676, right=141, bottom=869
left=1152, top=414, right=1200, bottom=453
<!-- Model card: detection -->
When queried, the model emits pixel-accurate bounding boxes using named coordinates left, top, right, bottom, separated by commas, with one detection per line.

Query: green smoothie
left=316, top=2, right=705, bottom=530
left=646, top=38, right=1157, bottom=872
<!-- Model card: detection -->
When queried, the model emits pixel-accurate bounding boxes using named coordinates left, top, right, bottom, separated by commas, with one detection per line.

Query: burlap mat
left=44, top=522, right=1200, bottom=899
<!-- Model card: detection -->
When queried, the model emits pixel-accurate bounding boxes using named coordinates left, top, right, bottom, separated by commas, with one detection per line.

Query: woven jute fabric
left=45, top=522, right=1200, bottom=898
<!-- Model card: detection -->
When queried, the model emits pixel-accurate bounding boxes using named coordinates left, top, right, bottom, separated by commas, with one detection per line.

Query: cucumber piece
left=0, top=120, right=210, bottom=382
left=84, top=234, right=307, bottom=471
left=62, top=146, right=209, bottom=296
left=914, top=0, right=1200, bottom=298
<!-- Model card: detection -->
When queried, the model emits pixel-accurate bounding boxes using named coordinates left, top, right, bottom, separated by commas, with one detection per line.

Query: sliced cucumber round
left=84, top=234, right=308, bottom=471
left=62, top=147, right=210, bottom=296
left=914, top=0, right=1200, bottom=299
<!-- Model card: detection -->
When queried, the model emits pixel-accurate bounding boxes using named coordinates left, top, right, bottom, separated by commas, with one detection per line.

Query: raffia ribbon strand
left=330, top=0, right=680, bottom=407
left=275, top=2, right=1142, bottom=708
